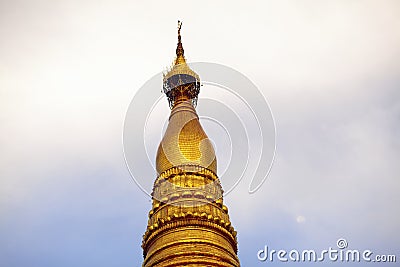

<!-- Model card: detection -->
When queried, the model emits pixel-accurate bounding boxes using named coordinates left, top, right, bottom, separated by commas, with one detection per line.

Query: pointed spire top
left=175, top=20, right=185, bottom=65
left=178, top=20, right=182, bottom=36
left=163, top=21, right=200, bottom=108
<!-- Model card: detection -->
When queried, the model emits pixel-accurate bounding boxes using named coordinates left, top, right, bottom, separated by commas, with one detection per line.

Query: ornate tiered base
left=142, top=166, right=240, bottom=267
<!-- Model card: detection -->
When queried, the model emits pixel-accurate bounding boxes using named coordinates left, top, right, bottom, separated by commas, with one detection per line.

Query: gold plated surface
left=156, top=100, right=217, bottom=175
left=142, top=21, right=240, bottom=267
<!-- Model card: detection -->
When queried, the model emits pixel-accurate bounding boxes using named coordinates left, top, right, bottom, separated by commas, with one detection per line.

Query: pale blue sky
left=1, top=0, right=399, bottom=266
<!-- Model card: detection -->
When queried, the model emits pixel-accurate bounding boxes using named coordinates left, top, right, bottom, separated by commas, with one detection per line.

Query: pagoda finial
left=163, top=21, right=200, bottom=108
left=175, top=20, right=185, bottom=65
left=178, top=20, right=182, bottom=35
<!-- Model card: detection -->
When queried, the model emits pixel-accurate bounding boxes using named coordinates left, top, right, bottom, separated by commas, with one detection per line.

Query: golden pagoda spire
left=142, top=23, right=240, bottom=267
left=163, top=21, right=200, bottom=108
left=175, top=20, right=185, bottom=65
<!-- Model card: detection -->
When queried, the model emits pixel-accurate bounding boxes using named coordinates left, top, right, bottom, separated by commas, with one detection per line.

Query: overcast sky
left=1, top=0, right=399, bottom=266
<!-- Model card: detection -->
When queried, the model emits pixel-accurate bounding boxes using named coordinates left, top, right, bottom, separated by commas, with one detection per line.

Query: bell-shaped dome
left=156, top=100, right=217, bottom=174
left=156, top=21, right=216, bottom=174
